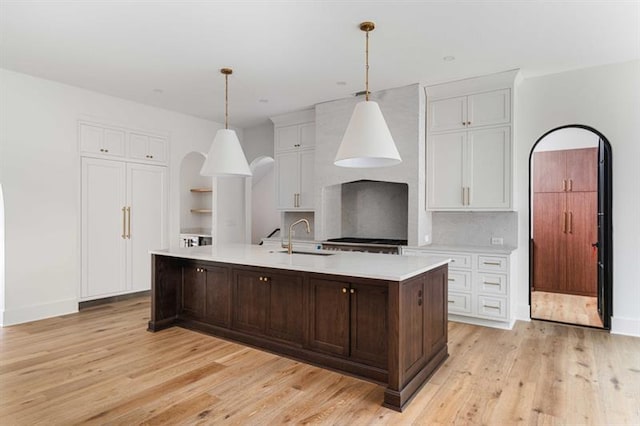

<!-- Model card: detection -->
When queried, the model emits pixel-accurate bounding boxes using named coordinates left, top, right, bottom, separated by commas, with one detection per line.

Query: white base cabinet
left=81, top=158, right=167, bottom=300
left=403, top=247, right=515, bottom=329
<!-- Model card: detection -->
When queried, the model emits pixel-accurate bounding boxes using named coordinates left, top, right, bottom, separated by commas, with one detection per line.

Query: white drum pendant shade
left=200, top=128, right=252, bottom=176
left=334, top=100, right=401, bottom=168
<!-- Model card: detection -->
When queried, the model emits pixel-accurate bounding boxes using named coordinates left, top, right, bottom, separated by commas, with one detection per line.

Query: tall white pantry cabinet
left=80, top=121, right=168, bottom=301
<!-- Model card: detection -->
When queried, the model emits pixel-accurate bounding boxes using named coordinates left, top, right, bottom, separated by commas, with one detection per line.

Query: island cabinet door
left=204, top=265, right=231, bottom=328
left=399, top=276, right=428, bottom=380
left=232, top=270, right=268, bottom=334
left=182, top=264, right=206, bottom=319
left=308, top=278, right=350, bottom=356
left=425, top=266, right=448, bottom=358
left=349, top=283, right=388, bottom=369
left=265, top=273, right=304, bottom=345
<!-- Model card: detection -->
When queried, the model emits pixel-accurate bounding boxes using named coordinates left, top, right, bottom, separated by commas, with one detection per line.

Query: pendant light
left=200, top=68, right=252, bottom=177
left=334, top=21, right=401, bottom=168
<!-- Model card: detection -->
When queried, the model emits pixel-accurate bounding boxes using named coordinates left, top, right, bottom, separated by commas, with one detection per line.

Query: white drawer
left=477, top=295, right=508, bottom=320
left=477, top=255, right=508, bottom=272
left=447, top=270, right=471, bottom=292
left=432, top=252, right=472, bottom=269
left=476, top=272, right=508, bottom=295
left=447, top=291, right=472, bottom=314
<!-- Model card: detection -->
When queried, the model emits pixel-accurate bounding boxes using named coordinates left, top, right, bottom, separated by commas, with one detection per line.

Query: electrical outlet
left=491, top=237, right=504, bottom=245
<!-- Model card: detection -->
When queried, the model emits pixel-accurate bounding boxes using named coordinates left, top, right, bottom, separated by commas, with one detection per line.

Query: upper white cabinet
left=428, top=89, right=510, bottom=133
left=79, top=121, right=168, bottom=165
left=129, top=132, right=168, bottom=163
left=271, top=109, right=315, bottom=211
left=426, top=72, right=516, bottom=211
left=79, top=123, right=126, bottom=158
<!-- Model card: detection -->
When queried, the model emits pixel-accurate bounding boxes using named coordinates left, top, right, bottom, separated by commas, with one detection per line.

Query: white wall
left=0, top=69, right=222, bottom=325
left=240, top=121, right=274, bottom=163
left=515, top=60, right=640, bottom=336
left=0, top=184, right=5, bottom=323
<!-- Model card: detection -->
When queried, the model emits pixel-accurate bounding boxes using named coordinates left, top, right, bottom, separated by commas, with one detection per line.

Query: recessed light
left=259, top=99, right=269, bottom=103
left=443, top=56, right=455, bottom=62
left=336, top=81, right=347, bottom=86
left=153, top=88, right=164, bottom=94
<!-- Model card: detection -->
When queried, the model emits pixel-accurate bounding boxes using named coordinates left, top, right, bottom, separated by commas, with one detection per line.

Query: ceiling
left=1, top=1, right=638, bottom=127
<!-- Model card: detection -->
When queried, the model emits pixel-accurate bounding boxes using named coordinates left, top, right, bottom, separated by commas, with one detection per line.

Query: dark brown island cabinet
left=148, top=253, right=449, bottom=411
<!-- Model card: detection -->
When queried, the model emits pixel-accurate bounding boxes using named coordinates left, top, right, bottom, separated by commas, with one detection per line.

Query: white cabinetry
left=81, top=157, right=168, bottom=300
left=426, top=78, right=514, bottom=211
left=79, top=120, right=168, bottom=165
left=271, top=110, right=315, bottom=211
left=403, top=247, right=515, bottom=328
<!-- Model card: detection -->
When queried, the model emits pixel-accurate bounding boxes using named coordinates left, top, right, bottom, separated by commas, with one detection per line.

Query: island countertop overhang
left=150, top=244, right=450, bottom=282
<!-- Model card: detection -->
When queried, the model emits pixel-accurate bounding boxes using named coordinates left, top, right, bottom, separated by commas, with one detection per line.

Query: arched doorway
left=529, top=125, right=612, bottom=329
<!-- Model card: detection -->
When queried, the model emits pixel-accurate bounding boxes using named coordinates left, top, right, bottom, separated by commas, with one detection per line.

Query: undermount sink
left=270, top=250, right=335, bottom=256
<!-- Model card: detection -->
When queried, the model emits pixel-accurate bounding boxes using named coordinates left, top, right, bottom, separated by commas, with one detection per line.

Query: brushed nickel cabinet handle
left=448, top=278, right=455, bottom=282
left=483, top=281, right=501, bottom=286
left=121, top=207, right=126, bottom=239
left=448, top=300, right=454, bottom=303
left=467, top=187, right=471, bottom=205
left=126, top=206, right=131, bottom=239
left=483, top=261, right=501, bottom=266
left=462, top=187, right=465, bottom=205
left=483, top=305, right=501, bottom=310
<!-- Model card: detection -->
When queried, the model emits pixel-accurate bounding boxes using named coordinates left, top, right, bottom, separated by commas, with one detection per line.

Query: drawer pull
left=483, top=261, right=501, bottom=266
left=448, top=278, right=455, bottom=282
left=483, top=281, right=501, bottom=286
left=448, top=300, right=455, bottom=304
left=483, top=305, right=501, bottom=310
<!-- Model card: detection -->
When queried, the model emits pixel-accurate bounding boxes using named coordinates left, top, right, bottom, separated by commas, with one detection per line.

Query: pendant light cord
left=225, top=73, right=229, bottom=129
left=365, top=28, right=370, bottom=102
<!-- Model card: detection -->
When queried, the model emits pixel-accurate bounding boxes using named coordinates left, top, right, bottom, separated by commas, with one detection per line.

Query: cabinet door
left=425, top=267, right=447, bottom=358
left=467, top=126, right=511, bottom=209
left=299, top=123, right=316, bottom=149
left=182, top=264, right=206, bottom=318
left=266, top=274, right=304, bottom=344
left=350, top=283, right=388, bottom=368
left=204, top=265, right=231, bottom=327
left=127, top=163, right=168, bottom=292
left=566, top=148, right=597, bottom=192
left=103, top=129, right=126, bottom=157
left=147, top=136, right=167, bottom=163
left=298, top=150, right=315, bottom=209
left=532, top=193, right=566, bottom=293
left=275, top=125, right=300, bottom=152
left=232, top=270, right=268, bottom=334
left=308, top=279, right=349, bottom=356
left=400, top=276, right=426, bottom=379
left=80, top=124, right=103, bottom=154
left=533, top=150, right=566, bottom=193
left=565, top=192, right=598, bottom=296
left=276, top=151, right=299, bottom=209
left=429, top=96, right=467, bottom=132
left=428, top=132, right=466, bottom=209
left=467, top=89, right=510, bottom=128
left=81, top=158, right=127, bottom=299
left=128, top=133, right=149, bottom=161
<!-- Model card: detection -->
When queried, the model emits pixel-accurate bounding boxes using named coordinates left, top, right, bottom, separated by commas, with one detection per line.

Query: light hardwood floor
left=531, top=291, right=604, bottom=328
left=1, top=297, right=638, bottom=425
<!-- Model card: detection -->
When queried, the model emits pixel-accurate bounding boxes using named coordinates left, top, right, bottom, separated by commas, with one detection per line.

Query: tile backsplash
left=431, top=212, right=518, bottom=247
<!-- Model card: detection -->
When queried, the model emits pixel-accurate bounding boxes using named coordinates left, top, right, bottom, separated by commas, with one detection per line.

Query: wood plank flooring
left=531, top=290, right=604, bottom=328
left=1, top=297, right=638, bottom=425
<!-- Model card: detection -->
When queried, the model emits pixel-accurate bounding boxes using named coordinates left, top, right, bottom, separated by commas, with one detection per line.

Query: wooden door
left=127, top=163, right=167, bottom=292
left=349, top=283, right=388, bottom=368
left=204, top=265, right=231, bottom=327
left=565, top=192, right=598, bottom=296
left=533, top=150, right=566, bottom=193
left=81, top=158, right=127, bottom=299
left=308, top=278, right=349, bottom=356
left=425, top=266, right=448, bottom=358
left=266, top=273, right=304, bottom=344
left=533, top=193, right=566, bottom=293
left=232, top=270, right=268, bottom=334
left=400, top=276, right=426, bottom=379
left=182, top=264, right=205, bottom=319
left=566, top=148, right=598, bottom=192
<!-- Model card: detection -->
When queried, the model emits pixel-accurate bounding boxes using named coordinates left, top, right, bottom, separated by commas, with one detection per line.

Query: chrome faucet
left=284, top=218, right=311, bottom=254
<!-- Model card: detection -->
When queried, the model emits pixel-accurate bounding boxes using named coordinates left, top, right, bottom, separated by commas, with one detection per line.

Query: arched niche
left=179, top=151, right=212, bottom=237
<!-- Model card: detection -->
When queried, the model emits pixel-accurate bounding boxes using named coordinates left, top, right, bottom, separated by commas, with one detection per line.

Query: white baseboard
left=611, top=316, right=640, bottom=337
left=1, top=298, right=78, bottom=327
left=448, top=314, right=515, bottom=330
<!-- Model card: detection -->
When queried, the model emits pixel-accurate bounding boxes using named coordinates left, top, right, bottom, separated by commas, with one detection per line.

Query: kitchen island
left=148, top=244, right=450, bottom=411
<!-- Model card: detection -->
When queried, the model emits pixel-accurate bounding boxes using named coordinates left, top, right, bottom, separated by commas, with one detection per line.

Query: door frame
left=528, top=124, right=612, bottom=329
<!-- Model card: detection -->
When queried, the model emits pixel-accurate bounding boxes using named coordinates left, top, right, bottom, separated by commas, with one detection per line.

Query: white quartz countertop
left=151, top=244, right=450, bottom=281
